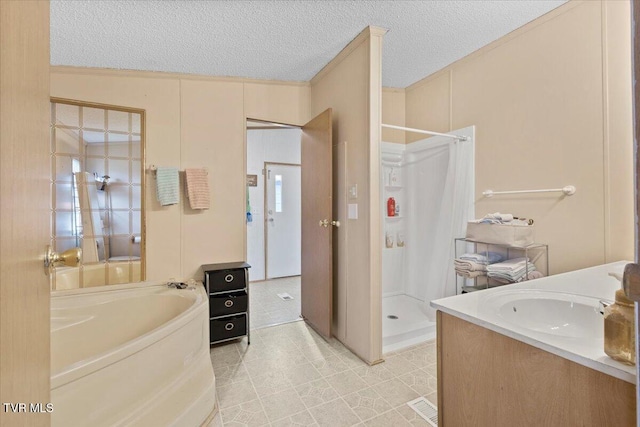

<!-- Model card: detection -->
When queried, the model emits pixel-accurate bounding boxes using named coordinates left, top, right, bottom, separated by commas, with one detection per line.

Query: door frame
left=263, top=161, right=301, bottom=280
left=244, top=117, right=302, bottom=281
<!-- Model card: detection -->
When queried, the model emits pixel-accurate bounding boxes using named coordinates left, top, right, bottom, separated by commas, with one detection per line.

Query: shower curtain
left=403, top=127, right=475, bottom=320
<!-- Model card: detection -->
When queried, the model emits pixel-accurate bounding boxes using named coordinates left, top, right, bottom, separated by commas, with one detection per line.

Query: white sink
left=480, top=289, right=604, bottom=340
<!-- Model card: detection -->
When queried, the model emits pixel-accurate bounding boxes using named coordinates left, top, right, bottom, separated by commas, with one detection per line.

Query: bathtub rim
left=51, top=281, right=207, bottom=389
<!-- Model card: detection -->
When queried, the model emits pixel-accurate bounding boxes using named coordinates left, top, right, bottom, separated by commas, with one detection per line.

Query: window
left=275, top=174, right=283, bottom=212
left=71, top=158, right=82, bottom=245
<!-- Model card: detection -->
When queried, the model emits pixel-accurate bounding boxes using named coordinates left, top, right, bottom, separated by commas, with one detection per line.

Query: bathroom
left=1, top=0, right=638, bottom=426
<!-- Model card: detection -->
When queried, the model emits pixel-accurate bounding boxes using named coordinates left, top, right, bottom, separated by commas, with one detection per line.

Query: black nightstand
left=202, top=262, right=250, bottom=345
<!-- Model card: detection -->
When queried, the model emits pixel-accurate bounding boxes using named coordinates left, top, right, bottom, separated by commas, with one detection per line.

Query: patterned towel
left=155, top=167, right=179, bottom=206
left=185, top=168, right=210, bottom=210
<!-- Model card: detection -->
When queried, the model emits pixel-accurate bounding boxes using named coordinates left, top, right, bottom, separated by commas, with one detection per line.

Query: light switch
left=348, top=203, right=358, bottom=219
left=349, top=184, right=358, bottom=199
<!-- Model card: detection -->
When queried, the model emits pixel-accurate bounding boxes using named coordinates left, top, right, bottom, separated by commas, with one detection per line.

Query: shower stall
left=381, top=126, right=475, bottom=353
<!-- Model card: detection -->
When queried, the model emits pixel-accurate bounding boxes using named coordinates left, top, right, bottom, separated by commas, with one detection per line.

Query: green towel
left=246, top=187, right=252, bottom=222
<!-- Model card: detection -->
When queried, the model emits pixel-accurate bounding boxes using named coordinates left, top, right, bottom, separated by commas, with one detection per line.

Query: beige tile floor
left=250, top=277, right=301, bottom=330
left=209, top=320, right=436, bottom=426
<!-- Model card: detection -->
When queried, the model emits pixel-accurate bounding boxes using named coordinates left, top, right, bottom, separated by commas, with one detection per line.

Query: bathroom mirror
left=50, top=98, right=145, bottom=290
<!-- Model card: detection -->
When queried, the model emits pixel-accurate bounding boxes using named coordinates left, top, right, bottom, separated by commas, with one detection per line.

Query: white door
left=265, top=163, right=301, bottom=278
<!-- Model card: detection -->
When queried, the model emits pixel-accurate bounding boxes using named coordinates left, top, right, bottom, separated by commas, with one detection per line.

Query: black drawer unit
left=202, top=262, right=250, bottom=346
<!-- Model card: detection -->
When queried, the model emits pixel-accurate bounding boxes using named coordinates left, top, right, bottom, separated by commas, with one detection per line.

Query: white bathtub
left=51, top=282, right=216, bottom=426
left=53, top=261, right=142, bottom=290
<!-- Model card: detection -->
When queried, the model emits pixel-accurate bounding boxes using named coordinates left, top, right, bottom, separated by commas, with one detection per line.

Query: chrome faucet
left=598, top=299, right=613, bottom=315
left=167, top=281, right=188, bottom=289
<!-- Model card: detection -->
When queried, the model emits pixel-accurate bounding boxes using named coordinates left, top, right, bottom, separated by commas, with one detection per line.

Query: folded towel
left=185, top=168, right=210, bottom=210
left=486, top=257, right=530, bottom=271
left=456, top=270, right=486, bottom=279
left=454, top=259, right=487, bottom=272
left=459, top=252, right=505, bottom=265
left=156, top=167, right=179, bottom=206
left=485, top=212, right=514, bottom=222
left=487, top=257, right=537, bottom=282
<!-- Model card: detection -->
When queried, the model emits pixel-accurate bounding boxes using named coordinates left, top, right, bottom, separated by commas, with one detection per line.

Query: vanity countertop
left=431, top=261, right=637, bottom=384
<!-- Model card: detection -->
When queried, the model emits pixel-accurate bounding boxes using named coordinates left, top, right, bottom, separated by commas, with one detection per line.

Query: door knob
left=268, top=218, right=274, bottom=222
left=331, top=220, right=340, bottom=227
left=44, top=245, right=82, bottom=275
left=319, top=219, right=329, bottom=227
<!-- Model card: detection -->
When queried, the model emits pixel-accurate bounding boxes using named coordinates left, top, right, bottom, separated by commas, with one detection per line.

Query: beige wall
left=311, top=27, right=385, bottom=363
left=381, top=88, right=405, bottom=144
left=403, top=0, right=633, bottom=274
left=51, top=67, right=311, bottom=281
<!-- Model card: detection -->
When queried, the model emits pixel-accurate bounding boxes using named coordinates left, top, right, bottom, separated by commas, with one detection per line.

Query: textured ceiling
left=50, top=0, right=566, bottom=88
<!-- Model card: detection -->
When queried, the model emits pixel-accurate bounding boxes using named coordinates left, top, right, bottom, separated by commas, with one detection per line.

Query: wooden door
left=300, top=109, right=333, bottom=338
left=0, top=1, right=51, bottom=426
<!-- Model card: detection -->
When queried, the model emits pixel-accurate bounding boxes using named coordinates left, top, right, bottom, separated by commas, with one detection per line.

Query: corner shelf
left=385, top=185, right=403, bottom=191
left=385, top=215, right=403, bottom=221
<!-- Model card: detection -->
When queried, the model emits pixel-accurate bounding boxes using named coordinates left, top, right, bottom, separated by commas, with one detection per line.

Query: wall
left=311, top=26, right=385, bottom=363
left=404, top=0, right=633, bottom=274
left=51, top=67, right=311, bottom=281
left=382, top=88, right=405, bottom=144
left=246, top=128, right=301, bottom=281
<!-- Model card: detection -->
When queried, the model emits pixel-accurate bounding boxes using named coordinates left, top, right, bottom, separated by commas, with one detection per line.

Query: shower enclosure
left=381, top=126, right=474, bottom=353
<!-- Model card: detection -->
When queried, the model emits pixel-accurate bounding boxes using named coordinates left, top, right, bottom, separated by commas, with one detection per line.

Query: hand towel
left=185, top=168, right=210, bottom=210
left=155, top=167, right=179, bottom=206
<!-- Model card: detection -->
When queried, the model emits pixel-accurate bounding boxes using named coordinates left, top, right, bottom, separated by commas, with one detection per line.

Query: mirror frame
left=50, top=97, right=147, bottom=286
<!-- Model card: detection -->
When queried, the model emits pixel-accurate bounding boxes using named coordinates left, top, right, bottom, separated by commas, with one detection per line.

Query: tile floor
left=209, top=320, right=436, bottom=426
left=250, top=277, right=301, bottom=330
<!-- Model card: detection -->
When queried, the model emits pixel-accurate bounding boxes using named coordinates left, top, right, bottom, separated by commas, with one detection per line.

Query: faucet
left=598, top=299, right=614, bottom=315
left=167, top=278, right=197, bottom=289
left=167, top=281, right=188, bottom=289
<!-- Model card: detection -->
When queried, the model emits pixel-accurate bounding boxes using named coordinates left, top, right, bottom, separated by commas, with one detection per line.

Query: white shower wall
left=382, top=126, right=475, bottom=303
left=382, top=126, right=474, bottom=352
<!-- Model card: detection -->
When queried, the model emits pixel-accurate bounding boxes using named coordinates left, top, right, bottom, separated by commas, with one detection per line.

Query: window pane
left=275, top=175, right=282, bottom=213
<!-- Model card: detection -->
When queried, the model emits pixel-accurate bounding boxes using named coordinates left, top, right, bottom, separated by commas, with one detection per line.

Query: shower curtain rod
left=381, top=124, right=469, bottom=141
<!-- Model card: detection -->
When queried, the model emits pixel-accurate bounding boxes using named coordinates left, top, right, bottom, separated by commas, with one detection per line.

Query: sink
left=480, top=289, right=604, bottom=340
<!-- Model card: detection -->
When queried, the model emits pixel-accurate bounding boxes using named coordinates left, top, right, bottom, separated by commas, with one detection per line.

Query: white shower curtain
left=403, top=127, right=475, bottom=320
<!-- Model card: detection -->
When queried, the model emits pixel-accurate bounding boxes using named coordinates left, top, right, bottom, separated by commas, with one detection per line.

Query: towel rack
left=147, top=165, right=208, bottom=175
left=482, top=185, right=576, bottom=198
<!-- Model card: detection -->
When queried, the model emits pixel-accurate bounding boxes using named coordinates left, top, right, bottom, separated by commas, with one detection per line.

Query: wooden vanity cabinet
left=437, top=311, right=635, bottom=426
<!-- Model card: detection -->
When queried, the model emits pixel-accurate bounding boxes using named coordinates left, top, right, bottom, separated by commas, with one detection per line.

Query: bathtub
left=51, top=281, right=216, bottom=427
left=53, top=260, right=142, bottom=290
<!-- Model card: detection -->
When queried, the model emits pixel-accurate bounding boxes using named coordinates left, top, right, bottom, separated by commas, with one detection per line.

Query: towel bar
left=482, top=185, right=576, bottom=198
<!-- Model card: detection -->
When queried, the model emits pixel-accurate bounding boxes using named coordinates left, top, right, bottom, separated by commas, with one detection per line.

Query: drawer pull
left=225, top=323, right=234, bottom=331
left=224, top=274, right=234, bottom=283
left=224, top=300, right=234, bottom=308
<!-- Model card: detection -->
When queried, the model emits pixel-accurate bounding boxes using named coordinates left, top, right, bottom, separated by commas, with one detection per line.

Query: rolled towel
left=156, top=167, right=179, bottom=206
